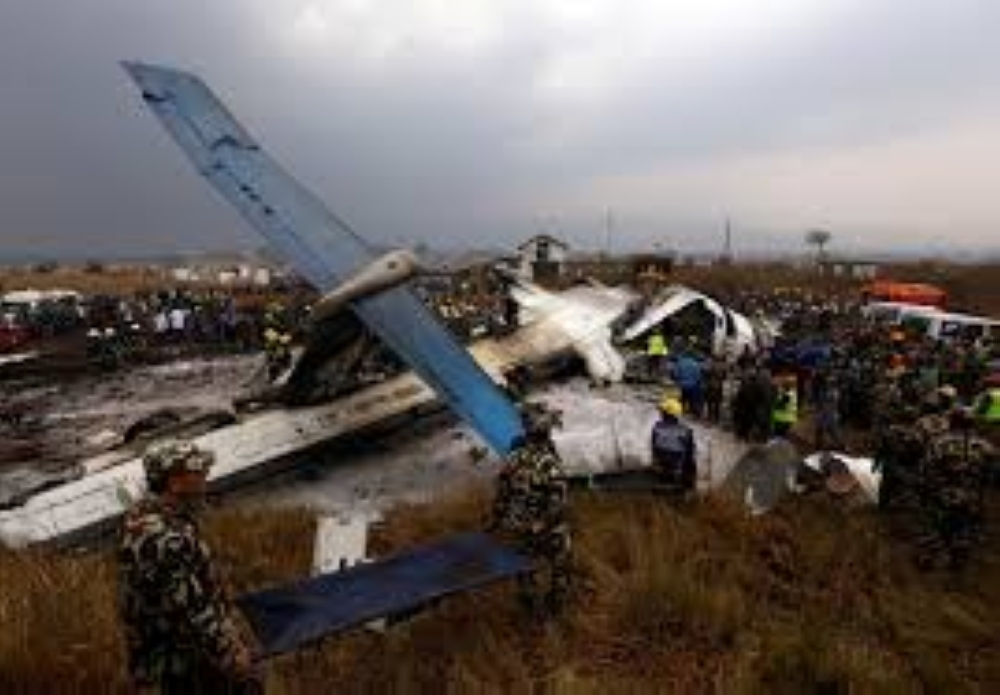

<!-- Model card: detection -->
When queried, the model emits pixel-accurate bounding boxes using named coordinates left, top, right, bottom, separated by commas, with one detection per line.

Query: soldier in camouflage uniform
left=919, top=409, right=994, bottom=571
left=490, top=404, right=572, bottom=615
left=871, top=375, right=903, bottom=433
left=118, top=439, right=259, bottom=693
left=872, top=375, right=905, bottom=508
left=874, top=413, right=922, bottom=510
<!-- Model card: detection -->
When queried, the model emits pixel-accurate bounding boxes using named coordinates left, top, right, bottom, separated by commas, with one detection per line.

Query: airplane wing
left=122, top=62, right=524, bottom=455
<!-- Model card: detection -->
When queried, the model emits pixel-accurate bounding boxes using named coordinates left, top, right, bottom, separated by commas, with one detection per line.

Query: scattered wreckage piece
left=0, top=372, right=435, bottom=547
left=509, top=279, right=635, bottom=384
left=620, top=284, right=767, bottom=359
left=721, top=443, right=879, bottom=514
left=802, top=452, right=880, bottom=503
left=0, top=332, right=567, bottom=548
left=0, top=351, right=39, bottom=369
left=312, top=514, right=372, bottom=576
left=0, top=467, right=80, bottom=510
left=237, top=532, right=531, bottom=658
left=507, top=280, right=769, bottom=385
left=721, top=440, right=802, bottom=514
left=569, top=468, right=674, bottom=494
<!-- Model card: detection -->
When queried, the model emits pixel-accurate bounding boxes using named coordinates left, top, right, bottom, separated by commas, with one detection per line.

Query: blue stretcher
left=237, top=533, right=532, bottom=657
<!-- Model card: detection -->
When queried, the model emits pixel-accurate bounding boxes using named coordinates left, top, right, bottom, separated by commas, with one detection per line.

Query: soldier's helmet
left=521, top=402, right=562, bottom=438
left=142, top=439, right=215, bottom=492
left=938, top=384, right=958, bottom=407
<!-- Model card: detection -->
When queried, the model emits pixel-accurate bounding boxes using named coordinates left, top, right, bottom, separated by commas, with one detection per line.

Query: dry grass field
left=2, top=486, right=998, bottom=693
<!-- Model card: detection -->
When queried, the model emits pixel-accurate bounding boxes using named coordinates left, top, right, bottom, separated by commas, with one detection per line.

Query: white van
left=901, top=310, right=1000, bottom=341
left=862, top=301, right=941, bottom=324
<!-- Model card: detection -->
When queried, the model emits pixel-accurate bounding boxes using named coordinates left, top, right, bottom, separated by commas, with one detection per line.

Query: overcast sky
left=1, top=0, right=998, bottom=260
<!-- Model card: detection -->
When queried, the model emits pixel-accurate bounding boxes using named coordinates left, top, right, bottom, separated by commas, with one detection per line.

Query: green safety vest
left=773, top=389, right=799, bottom=424
left=647, top=334, right=668, bottom=357
left=981, top=388, right=1000, bottom=423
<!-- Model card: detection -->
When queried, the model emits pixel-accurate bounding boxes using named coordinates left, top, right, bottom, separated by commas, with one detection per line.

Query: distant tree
left=33, top=261, right=58, bottom=274
left=805, top=229, right=832, bottom=262
left=84, top=260, right=105, bottom=274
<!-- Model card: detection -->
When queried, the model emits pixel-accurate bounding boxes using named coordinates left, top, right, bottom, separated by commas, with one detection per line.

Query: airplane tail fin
left=123, top=62, right=526, bottom=454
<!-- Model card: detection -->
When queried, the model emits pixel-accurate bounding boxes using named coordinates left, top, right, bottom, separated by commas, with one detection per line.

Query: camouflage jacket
left=118, top=497, right=247, bottom=683
left=875, top=423, right=923, bottom=472
left=914, top=414, right=950, bottom=445
left=491, top=443, right=568, bottom=537
left=924, top=433, right=994, bottom=508
left=872, top=380, right=903, bottom=428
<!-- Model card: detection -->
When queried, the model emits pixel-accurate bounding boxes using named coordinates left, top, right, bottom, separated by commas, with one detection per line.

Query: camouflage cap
left=142, top=438, right=215, bottom=489
left=825, top=470, right=859, bottom=497
left=937, top=384, right=958, bottom=401
left=521, top=402, right=563, bottom=436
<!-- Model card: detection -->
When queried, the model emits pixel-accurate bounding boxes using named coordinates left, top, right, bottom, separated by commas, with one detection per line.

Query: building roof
left=516, top=234, right=570, bottom=252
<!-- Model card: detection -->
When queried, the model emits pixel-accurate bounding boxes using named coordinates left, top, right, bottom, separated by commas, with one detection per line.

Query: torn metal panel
left=506, top=280, right=765, bottom=385
left=0, top=351, right=39, bottom=368
left=621, top=284, right=761, bottom=358
left=720, top=440, right=802, bottom=514
left=312, top=515, right=370, bottom=576
left=509, top=279, right=636, bottom=383
left=803, top=452, right=880, bottom=503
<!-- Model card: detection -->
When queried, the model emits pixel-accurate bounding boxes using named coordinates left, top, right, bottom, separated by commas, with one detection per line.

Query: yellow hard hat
left=659, top=396, right=683, bottom=417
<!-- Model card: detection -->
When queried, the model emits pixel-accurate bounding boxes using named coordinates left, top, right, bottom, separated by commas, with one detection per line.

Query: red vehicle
left=0, top=324, right=31, bottom=353
left=863, top=280, right=947, bottom=309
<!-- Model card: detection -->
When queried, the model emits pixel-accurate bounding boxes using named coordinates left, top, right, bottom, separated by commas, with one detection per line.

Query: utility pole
left=723, top=216, right=733, bottom=263
left=604, top=207, right=613, bottom=258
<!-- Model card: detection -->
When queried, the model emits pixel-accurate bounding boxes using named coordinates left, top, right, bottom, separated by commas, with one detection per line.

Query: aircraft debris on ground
left=0, top=64, right=762, bottom=548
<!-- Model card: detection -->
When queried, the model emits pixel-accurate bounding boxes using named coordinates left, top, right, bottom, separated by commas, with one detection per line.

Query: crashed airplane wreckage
left=494, top=277, right=772, bottom=385
left=0, top=64, right=767, bottom=549
left=1, top=62, right=533, bottom=548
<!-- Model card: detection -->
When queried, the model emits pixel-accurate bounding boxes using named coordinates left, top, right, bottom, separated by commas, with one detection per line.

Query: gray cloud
left=0, top=0, right=998, bottom=261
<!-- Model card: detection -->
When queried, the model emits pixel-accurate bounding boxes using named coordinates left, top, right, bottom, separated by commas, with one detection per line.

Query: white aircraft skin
left=621, top=284, right=763, bottom=359
left=511, top=280, right=763, bottom=383
left=510, top=279, right=636, bottom=384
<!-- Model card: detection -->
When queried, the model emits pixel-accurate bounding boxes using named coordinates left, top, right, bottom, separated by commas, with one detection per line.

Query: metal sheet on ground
left=122, top=62, right=524, bottom=456
left=570, top=468, right=674, bottom=493
left=238, top=533, right=532, bottom=657
left=720, top=440, right=801, bottom=513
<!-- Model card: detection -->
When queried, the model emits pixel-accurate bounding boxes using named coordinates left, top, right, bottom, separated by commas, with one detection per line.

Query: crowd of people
left=644, top=297, right=999, bottom=572
left=1, top=286, right=315, bottom=369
